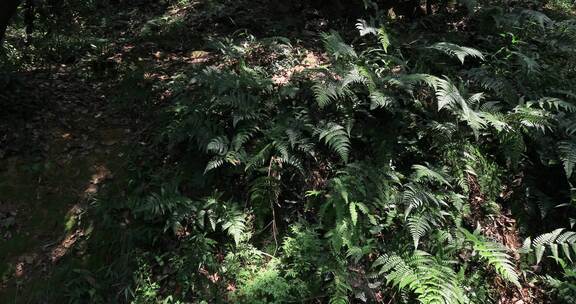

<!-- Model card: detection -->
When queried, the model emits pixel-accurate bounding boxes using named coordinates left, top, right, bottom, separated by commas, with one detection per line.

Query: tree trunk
left=24, top=0, right=34, bottom=45
left=0, top=0, right=22, bottom=45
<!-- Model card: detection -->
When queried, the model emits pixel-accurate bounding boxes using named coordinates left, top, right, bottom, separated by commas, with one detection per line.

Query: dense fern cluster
left=59, top=3, right=576, bottom=304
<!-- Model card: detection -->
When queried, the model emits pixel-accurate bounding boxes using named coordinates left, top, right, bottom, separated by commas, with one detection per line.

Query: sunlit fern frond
left=558, top=140, right=576, bottom=178
left=428, top=42, right=485, bottom=64
left=373, top=251, right=469, bottom=304
left=529, top=229, right=576, bottom=264
left=411, top=164, right=451, bottom=187
left=462, top=229, right=521, bottom=287
left=317, top=122, right=351, bottom=163
left=322, top=31, right=357, bottom=61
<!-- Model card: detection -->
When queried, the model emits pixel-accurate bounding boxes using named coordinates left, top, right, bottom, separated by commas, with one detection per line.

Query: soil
left=0, top=67, right=133, bottom=301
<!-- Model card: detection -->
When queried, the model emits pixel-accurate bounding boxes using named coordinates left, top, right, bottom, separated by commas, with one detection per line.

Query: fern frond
left=532, top=97, right=576, bottom=113
left=511, top=105, right=551, bottom=132
left=427, top=121, right=458, bottom=138
left=402, top=184, right=445, bottom=218
left=318, top=122, right=351, bottom=162
left=206, top=136, right=230, bottom=155
left=369, top=91, right=395, bottom=110
left=377, top=28, right=390, bottom=53
left=558, top=140, right=576, bottom=178
left=428, top=42, right=484, bottom=64
left=231, top=128, right=257, bottom=151
left=531, top=228, right=576, bottom=264
left=329, top=271, right=351, bottom=304
left=387, top=73, right=439, bottom=93
left=313, top=80, right=350, bottom=108
left=411, top=164, right=451, bottom=186
left=205, top=157, right=225, bottom=173
left=322, top=31, right=357, bottom=61
left=373, top=251, right=468, bottom=304
left=356, top=19, right=378, bottom=37
left=355, top=19, right=390, bottom=52
left=342, top=65, right=371, bottom=87
left=435, top=78, right=464, bottom=111
left=222, top=207, right=247, bottom=245
left=499, top=131, right=525, bottom=167
left=462, top=229, right=521, bottom=287
left=407, top=214, right=432, bottom=249
left=479, top=111, right=510, bottom=132
left=513, top=51, right=541, bottom=75
left=136, top=189, right=192, bottom=218
left=563, top=117, right=576, bottom=136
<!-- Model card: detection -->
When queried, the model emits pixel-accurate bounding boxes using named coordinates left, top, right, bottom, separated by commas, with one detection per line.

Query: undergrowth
left=2, top=0, right=576, bottom=303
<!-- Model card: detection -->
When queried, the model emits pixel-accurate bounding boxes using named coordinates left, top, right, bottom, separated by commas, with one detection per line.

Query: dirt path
left=0, top=68, right=133, bottom=301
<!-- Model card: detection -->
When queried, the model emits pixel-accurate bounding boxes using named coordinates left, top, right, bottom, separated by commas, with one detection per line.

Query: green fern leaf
left=462, top=229, right=521, bottom=287
left=222, top=207, right=247, bottom=245
left=322, top=31, right=357, bottom=61
left=429, top=42, right=484, bottom=64
left=558, top=140, right=576, bottom=178
left=355, top=19, right=390, bottom=52
left=533, top=97, right=576, bottom=113
left=412, top=164, right=451, bottom=186
left=532, top=229, right=576, bottom=264
left=205, top=157, right=225, bottom=173
left=369, top=91, right=395, bottom=110
left=349, top=202, right=358, bottom=226
left=207, top=136, right=229, bottom=155
left=318, top=122, right=351, bottom=162
left=373, top=251, right=468, bottom=304
left=436, top=78, right=464, bottom=111
left=407, top=215, right=431, bottom=249
left=356, top=19, right=378, bottom=37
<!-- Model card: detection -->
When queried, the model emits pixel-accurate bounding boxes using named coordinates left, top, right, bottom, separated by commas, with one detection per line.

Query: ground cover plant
left=1, top=0, right=576, bottom=303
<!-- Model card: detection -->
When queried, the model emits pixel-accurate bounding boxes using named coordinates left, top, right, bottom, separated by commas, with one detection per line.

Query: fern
left=356, top=19, right=378, bottom=37
left=222, top=207, right=248, bottom=245
left=533, top=97, right=576, bottom=113
left=545, top=262, right=576, bottom=304
left=435, top=78, right=487, bottom=134
left=407, top=214, right=433, bottom=249
left=142, top=13, right=576, bottom=303
left=401, top=184, right=445, bottom=218
left=373, top=251, right=469, bottom=304
left=513, top=51, right=541, bottom=75
left=329, top=271, right=351, bottom=304
left=462, top=229, right=521, bottom=287
left=317, top=122, right=351, bottom=162
left=206, top=136, right=229, bottom=155
left=387, top=73, right=439, bottom=93
left=356, top=19, right=390, bottom=52
left=411, top=164, right=451, bottom=187
left=529, top=229, right=576, bottom=264
left=134, top=187, right=192, bottom=219
left=511, top=105, right=551, bottom=132
left=435, top=78, right=464, bottom=111
left=428, top=42, right=484, bottom=64
left=558, top=140, right=576, bottom=178
left=369, top=90, right=395, bottom=109
left=204, top=157, right=225, bottom=173
left=322, top=31, right=357, bottom=61
left=313, top=80, right=351, bottom=108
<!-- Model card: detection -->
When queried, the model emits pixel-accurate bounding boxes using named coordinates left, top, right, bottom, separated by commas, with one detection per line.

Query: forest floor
left=0, top=67, right=136, bottom=301
left=0, top=4, right=217, bottom=300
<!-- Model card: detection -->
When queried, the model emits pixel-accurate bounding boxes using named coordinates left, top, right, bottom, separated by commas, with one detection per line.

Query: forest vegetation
left=1, top=0, right=576, bottom=303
